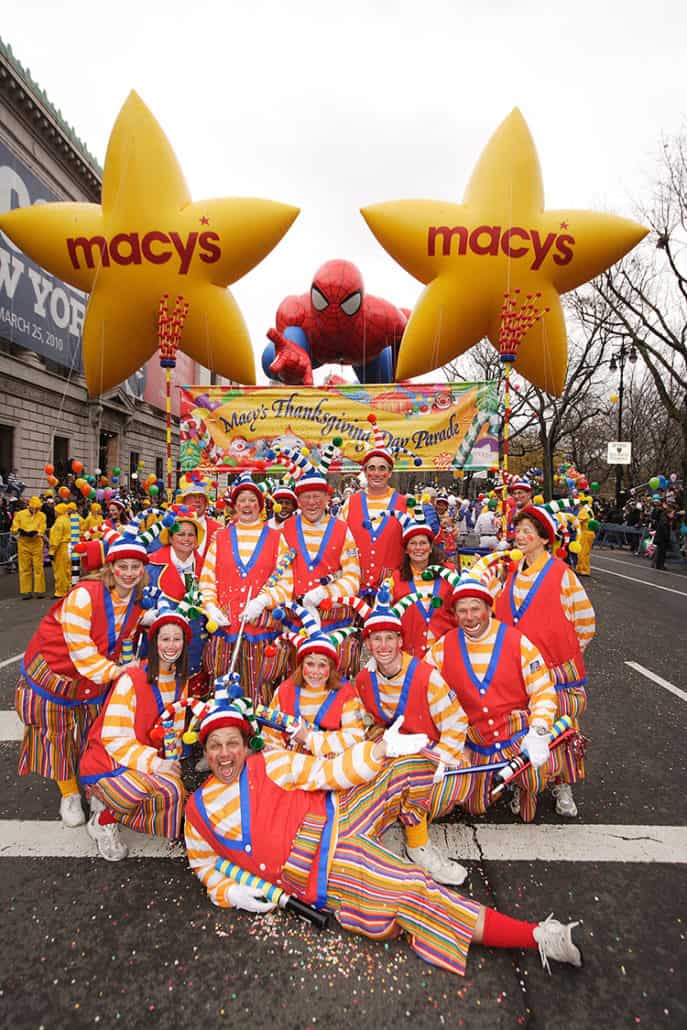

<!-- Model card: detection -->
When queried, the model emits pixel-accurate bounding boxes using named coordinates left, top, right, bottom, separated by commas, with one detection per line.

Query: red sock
left=98, top=809, right=117, bottom=827
left=481, top=908, right=538, bottom=950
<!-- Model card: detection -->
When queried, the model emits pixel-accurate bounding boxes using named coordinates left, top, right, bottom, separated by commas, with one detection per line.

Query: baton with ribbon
left=215, top=858, right=329, bottom=930
left=490, top=715, right=576, bottom=799
left=438, top=715, right=576, bottom=788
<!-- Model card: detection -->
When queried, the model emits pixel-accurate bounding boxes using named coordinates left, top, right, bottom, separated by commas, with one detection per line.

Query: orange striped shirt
left=367, top=652, right=468, bottom=767
left=57, top=586, right=132, bottom=685
left=101, top=669, right=187, bottom=773
left=262, top=682, right=372, bottom=756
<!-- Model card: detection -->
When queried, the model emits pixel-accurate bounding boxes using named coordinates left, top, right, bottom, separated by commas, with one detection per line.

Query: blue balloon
left=658, top=475, right=668, bottom=489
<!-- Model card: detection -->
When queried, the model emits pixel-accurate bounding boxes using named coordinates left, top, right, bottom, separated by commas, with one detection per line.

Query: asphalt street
left=0, top=547, right=685, bottom=1030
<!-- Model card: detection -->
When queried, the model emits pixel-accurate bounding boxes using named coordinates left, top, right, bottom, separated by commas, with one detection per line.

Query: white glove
left=241, top=595, right=268, bottom=623
left=204, top=602, right=229, bottom=628
left=139, top=607, right=158, bottom=627
left=226, top=881, right=276, bottom=914
left=382, top=715, right=429, bottom=758
left=303, top=585, right=328, bottom=608
left=432, top=761, right=446, bottom=784
left=365, top=656, right=377, bottom=673
left=521, top=727, right=551, bottom=769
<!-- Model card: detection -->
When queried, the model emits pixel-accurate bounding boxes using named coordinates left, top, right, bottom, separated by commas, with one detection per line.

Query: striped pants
left=429, top=710, right=557, bottom=823
left=553, top=675, right=587, bottom=785
left=87, top=769, right=184, bottom=839
left=325, top=756, right=481, bottom=977
left=16, top=677, right=97, bottom=782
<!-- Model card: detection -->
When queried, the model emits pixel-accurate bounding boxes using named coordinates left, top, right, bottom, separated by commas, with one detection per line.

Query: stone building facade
left=0, top=39, right=212, bottom=496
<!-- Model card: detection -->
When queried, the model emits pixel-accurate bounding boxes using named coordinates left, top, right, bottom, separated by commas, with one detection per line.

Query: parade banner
left=179, top=382, right=500, bottom=473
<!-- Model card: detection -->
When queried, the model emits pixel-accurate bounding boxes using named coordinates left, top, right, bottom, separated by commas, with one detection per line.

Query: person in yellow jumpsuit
left=83, top=502, right=105, bottom=538
left=575, top=504, right=596, bottom=578
left=11, top=496, right=47, bottom=599
left=49, top=503, right=72, bottom=598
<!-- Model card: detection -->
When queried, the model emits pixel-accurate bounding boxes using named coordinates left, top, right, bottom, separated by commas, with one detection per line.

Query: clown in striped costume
left=184, top=698, right=585, bottom=977
left=80, top=598, right=193, bottom=860
left=490, top=504, right=595, bottom=817
left=426, top=578, right=557, bottom=824
left=15, top=526, right=148, bottom=829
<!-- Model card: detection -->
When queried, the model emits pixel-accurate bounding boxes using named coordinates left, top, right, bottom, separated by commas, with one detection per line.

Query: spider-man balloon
left=262, top=259, right=410, bottom=385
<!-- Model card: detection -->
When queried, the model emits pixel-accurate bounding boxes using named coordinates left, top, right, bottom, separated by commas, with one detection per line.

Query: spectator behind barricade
left=625, top=502, right=643, bottom=554
left=42, top=492, right=56, bottom=529
left=0, top=497, right=12, bottom=565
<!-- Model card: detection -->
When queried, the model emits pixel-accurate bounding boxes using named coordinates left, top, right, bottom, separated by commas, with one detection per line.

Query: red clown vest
left=23, top=580, right=142, bottom=701
left=440, top=623, right=528, bottom=740
left=281, top=515, right=348, bottom=596
left=391, top=569, right=455, bottom=658
left=355, top=658, right=439, bottom=740
left=346, top=492, right=406, bottom=590
left=213, top=524, right=281, bottom=636
left=185, top=752, right=333, bottom=907
left=494, top=558, right=585, bottom=675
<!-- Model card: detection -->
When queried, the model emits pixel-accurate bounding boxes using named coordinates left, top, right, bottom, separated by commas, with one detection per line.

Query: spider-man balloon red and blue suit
left=262, top=259, right=410, bottom=385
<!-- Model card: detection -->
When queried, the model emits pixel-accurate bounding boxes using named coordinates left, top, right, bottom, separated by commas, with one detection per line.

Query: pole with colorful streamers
left=157, top=294, right=190, bottom=501
left=214, top=858, right=329, bottom=929
left=489, top=715, right=575, bottom=798
left=68, top=512, right=82, bottom=586
left=497, top=289, right=549, bottom=532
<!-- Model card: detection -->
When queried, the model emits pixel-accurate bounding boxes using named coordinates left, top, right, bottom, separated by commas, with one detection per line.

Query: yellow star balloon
left=361, top=108, right=648, bottom=394
left=0, top=91, right=299, bottom=394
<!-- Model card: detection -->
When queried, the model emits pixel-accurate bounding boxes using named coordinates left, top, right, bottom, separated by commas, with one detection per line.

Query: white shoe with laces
left=87, top=813, right=129, bottom=862
left=532, top=913, right=583, bottom=973
left=552, top=783, right=578, bottom=817
left=59, top=793, right=86, bottom=828
left=406, top=841, right=468, bottom=886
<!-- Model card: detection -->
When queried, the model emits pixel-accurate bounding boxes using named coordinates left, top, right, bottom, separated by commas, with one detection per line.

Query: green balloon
left=590, top=482, right=599, bottom=493
left=150, top=485, right=159, bottom=496
left=649, top=476, right=660, bottom=490
left=112, top=467, right=120, bottom=476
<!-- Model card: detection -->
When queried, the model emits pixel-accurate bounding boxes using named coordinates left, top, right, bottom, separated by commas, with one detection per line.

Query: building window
left=155, top=457, right=164, bottom=480
left=53, top=435, right=69, bottom=481
left=129, top=451, right=139, bottom=477
left=0, top=424, right=14, bottom=482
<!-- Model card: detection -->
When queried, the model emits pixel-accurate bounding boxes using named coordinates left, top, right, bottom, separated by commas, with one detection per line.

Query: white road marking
left=0, top=652, right=22, bottom=671
left=625, top=661, right=687, bottom=703
left=591, top=565, right=687, bottom=596
left=0, top=711, right=23, bottom=740
left=594, top=553, right=685, bottom=578
left=1, top=819, right=684, bottom=863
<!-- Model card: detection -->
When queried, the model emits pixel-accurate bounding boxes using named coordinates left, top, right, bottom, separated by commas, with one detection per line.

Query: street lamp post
left=609, top=340, right=638, bottom=508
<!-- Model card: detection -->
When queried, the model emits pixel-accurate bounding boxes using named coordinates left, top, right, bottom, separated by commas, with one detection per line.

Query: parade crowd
left=11, top=435, right=610, bottom=979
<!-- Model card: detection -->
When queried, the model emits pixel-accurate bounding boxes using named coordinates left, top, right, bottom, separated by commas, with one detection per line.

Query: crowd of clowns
left=14, top=427, right=598, bottom=981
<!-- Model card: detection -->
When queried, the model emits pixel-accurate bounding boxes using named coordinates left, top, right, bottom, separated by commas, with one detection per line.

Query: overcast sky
left=2, top=0, right=685, bottom=383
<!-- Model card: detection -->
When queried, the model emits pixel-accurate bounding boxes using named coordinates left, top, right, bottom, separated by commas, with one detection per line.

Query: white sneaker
left=532, top=913, right=583, bottom=973
left=59, top=792, right=86, bottom=828
left=87, top=813, right=129, bottom=862
left=406, top=841, right=468, bottom=886
left=552, top=783, right=578, bottom=817
left=509, top=786, right=521, bottom=816
left=195, top=755, right=210, bottom=773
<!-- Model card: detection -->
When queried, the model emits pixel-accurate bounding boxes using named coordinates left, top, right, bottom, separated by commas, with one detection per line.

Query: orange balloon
left=58, top=486, right=71, bottom=499
left=72, top=460, right=84, bottom=474
left=80, top=483, right=91, bottom=497
left=44, top=463, right=54, bottom=475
